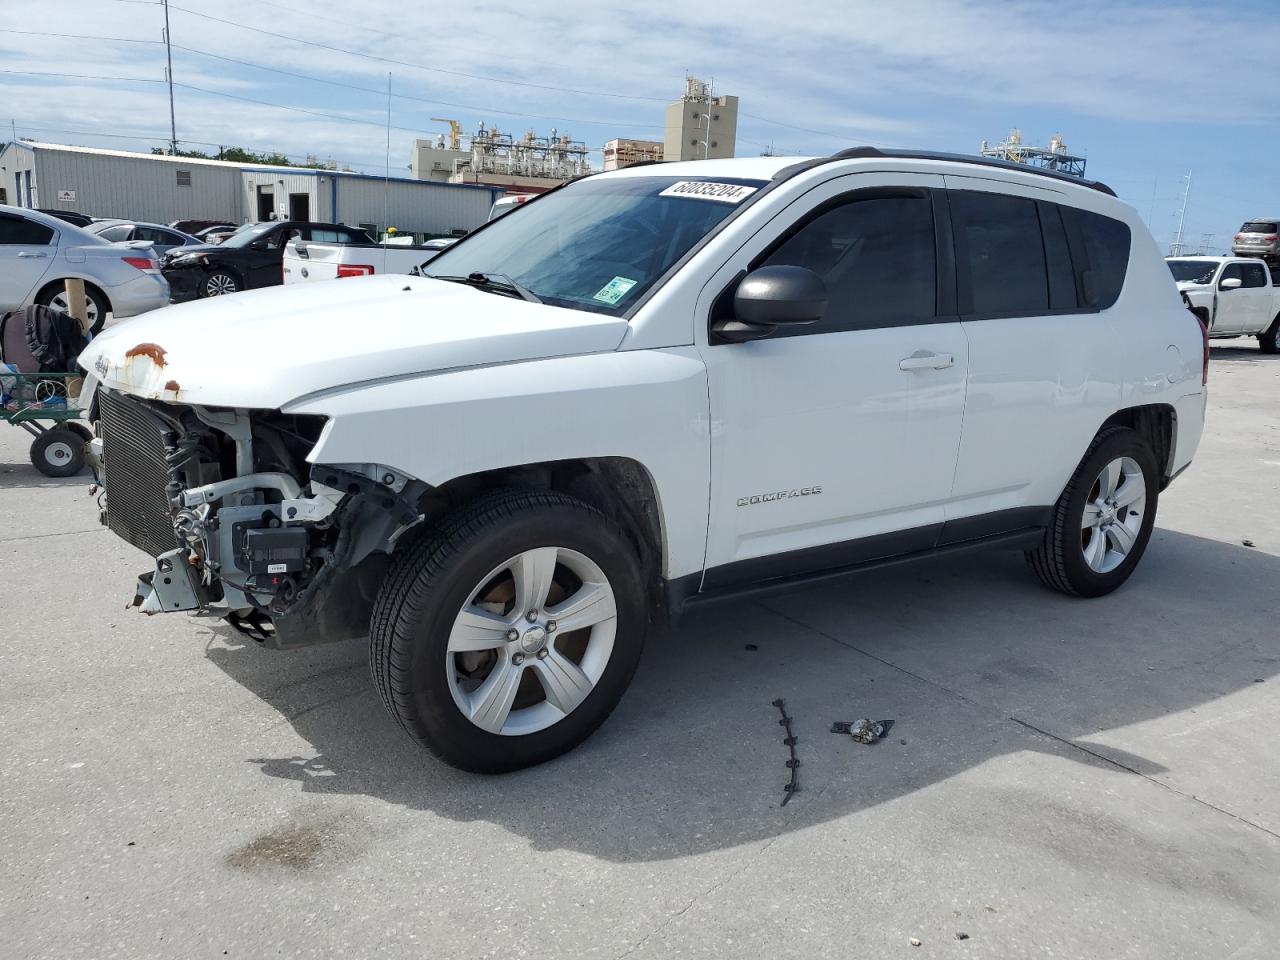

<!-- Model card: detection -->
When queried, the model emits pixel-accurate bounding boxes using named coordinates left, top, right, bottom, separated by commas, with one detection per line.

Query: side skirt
left=664, top=509, right=1049, bottom=620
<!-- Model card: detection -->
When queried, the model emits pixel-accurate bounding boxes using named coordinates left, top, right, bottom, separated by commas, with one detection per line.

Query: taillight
left=1196, top=314, right=1209, bottom=386
left=1235, top=234, right=1244, bottom=241
left=122, top=256, right=157, bottom=271
left=336, top=264, right=375, bottom=278
left=1266, top=235, right=1277, bottom=241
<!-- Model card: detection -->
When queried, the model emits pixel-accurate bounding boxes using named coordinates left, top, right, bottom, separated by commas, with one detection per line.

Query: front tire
left=370, top=490, right=647, bottom=773
left=1026, top=427, right=1159, bottom=598
left=201, top=270, right=241, bottom=297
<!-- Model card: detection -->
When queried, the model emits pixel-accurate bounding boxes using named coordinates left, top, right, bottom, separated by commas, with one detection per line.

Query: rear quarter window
left=1062, top=207, right=1131, bottom=310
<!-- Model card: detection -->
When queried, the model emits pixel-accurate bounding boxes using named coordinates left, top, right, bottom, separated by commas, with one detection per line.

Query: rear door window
left=0, top=214, right=55, bottom=245
left=950, top=191, right=1048, bottom=316
left=1242, top=263, right=1268, bottom=288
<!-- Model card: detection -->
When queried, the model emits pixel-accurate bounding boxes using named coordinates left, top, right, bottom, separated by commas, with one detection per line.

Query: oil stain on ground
left=225, top=815, right=355, bottom=870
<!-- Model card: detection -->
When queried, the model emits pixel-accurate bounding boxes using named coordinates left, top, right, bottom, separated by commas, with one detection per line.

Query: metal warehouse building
left=0, top=141, right=501, bottom=237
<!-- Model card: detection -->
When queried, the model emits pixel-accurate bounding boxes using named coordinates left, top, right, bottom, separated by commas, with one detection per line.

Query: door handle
left=899, top=351, right=954, bottom=371
left=16, top=251, right=48, bottom=259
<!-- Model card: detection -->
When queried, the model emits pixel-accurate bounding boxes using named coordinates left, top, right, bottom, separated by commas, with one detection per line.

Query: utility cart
left=0, top=370, right=92, bottom=477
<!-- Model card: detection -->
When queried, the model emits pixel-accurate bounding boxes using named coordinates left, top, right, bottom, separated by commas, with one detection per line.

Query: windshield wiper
left=431, top=272, right=542, bottom=304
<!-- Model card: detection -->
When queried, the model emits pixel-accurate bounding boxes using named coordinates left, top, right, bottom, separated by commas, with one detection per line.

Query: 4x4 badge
left=738, top=486, right=822, bottom=507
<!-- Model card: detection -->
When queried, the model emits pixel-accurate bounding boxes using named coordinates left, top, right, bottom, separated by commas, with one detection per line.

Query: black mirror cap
left=734, top=265, right=828, bottom=327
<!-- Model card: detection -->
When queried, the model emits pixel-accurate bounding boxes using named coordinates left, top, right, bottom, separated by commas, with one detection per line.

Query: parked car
left=1168, top=255, right=1280, bottom=352
left=35, top=208, right=95, bottom=228
left=487, top=193, right=535, bottom=221
left=1230, top=219, right=1280, bottom=260
left=161, top=220, right=374, bottom=301
left=81, top=149, right=1206, bottom=772
left=0, top=205, right=168, bottom=334
left=170, top=219, right=235, bottom=236
left=87, top=219, right=203, bottom=257
left=193, top=224, right=238, bottom=244
left=283, top=235, right=456, bottom=283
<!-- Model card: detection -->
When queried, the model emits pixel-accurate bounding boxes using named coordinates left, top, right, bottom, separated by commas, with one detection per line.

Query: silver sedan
left=86, top=219, right=203, bottom=258
left=0, top=205, right=170, bottom=334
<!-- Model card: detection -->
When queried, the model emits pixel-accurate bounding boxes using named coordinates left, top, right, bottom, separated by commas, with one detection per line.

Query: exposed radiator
left=98, top=389, right=179, bottom=559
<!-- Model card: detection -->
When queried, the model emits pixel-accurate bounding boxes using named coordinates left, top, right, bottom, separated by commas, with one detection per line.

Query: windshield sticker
left=658, top=181, right=759, bottom=204
left=593, top=276, right=639, bottom=305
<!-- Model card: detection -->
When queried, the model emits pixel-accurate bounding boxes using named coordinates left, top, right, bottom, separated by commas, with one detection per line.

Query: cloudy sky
left=3, top=0, right=1279, bottom=249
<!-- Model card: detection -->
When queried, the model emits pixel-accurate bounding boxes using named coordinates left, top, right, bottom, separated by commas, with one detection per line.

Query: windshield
left=221, top=222, right=278, bottom=248
left=1167, top=260, right=1219, bottom=284
left=426, top=176, right=767, bottom=314
left=1241, top=222, right=1279, bottom=235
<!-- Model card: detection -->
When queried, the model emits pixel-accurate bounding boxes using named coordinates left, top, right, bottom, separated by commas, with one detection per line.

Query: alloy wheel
left=48, top=291, right=98, bottom=327
left=446, top=546, right=618, bottom=736
left=205, top=274, right=238, bottom=296
left=1080, top=456, right=1146, bottom=574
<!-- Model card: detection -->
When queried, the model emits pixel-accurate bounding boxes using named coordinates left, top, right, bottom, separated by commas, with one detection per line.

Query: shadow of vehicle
left=1210, top=343, right=1280, bottom=363
left=201, top=529, right=1279, bottom=864
left=0, top=459, right=91, bottom=489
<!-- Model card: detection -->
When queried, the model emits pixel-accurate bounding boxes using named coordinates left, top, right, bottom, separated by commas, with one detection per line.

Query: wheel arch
left=412, top=456, right=668, bottom=610
left=34, top=277, right=112, bottom=314
left=1099, top=403, right=1176, bottom=484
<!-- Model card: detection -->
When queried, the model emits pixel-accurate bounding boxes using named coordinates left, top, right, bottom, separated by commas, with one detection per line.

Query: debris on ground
left=831, top=718, right=895, bottom=743
left=1243, top=539, right=1256, bottom=548
left=909, top=937, right=922, bottom=947
left=744, top=643, right=758, bottom=651
left=771, top=698, right=800, bottom=806
left=956, top=931, right=970, bottom=940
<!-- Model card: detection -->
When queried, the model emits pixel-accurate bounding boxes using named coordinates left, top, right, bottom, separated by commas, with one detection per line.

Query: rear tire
left=1259, top=315, right=1280, bottom=354
left=38, top=283, right=110, bottom=337
left=30, top=426, right=86, bottom=477
left=1026, top=427, right=1159, bottom=598
left=369, top=490, right=647, bottom=773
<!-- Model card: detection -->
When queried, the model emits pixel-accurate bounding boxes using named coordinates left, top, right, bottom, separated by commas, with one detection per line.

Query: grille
left=99, top=390, right=179, bottom=558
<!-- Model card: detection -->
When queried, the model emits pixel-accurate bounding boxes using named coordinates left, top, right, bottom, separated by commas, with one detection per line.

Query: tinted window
left=1241, top=221, right=1278, bottom=234
left=1039, top=202, right=1078, bottom=310
left=1242, top=263, right=1268, bottom=288
left=1063, top=206, right=1131, bottom=309
left=951, top=191, right=1048, bottom=316
left=0, top=214, right=55, bottom=245
left=760, top=194, right=936, bottom=330
left=1220, top=263, right=1244, bottom=285
left=98, top=225, right=133, bottom=242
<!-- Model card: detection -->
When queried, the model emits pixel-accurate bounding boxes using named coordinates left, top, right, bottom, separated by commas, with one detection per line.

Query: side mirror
left=714, top=265, right=828, bottom=342
left=1220, top=276, right=1243, bottom=290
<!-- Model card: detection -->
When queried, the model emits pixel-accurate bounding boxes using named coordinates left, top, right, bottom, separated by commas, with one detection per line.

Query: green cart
left=0, top=370, right=92, bottom=477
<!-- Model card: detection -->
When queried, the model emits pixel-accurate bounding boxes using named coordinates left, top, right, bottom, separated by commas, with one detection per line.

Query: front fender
left=286, top=348, right=711, bottom=580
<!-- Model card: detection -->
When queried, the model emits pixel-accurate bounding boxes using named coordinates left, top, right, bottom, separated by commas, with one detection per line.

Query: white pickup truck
left=283, top=236, right=455, bottom=284
left=1167, top=256, right=1280, bottom=353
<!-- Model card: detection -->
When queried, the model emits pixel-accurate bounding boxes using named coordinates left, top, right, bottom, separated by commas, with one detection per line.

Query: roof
left=596, top=148, right=1115, bottom=197
left=15, top=140, right=302, bottom=173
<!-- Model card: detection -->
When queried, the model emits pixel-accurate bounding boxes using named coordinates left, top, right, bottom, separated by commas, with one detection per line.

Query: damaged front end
left=95, top=388, right=424, bottom=648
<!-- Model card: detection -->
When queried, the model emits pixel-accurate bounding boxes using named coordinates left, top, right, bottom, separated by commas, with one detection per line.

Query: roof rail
left=825, top=146, right=1116, bottom=196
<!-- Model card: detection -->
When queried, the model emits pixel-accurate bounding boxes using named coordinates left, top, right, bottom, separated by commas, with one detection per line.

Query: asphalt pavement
left=2, top=343, right=1278, bottom=959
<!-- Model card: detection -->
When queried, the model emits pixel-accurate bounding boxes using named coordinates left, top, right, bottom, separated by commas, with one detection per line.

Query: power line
left=168, top=44, right=663, bottom=129
left=0, top=68, right=164, bottom=84
left=166, top=4, right=670, bottom=103
left=0, top=28, right=160, bottom=44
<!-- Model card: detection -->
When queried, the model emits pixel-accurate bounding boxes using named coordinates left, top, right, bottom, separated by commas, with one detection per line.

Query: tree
left=150, top=146, right=330, bottom=168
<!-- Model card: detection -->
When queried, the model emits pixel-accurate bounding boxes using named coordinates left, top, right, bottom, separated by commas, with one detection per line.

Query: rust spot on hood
left=125, top=343, right=167, bottom=366
left=163, top=379, right=181, bottom=396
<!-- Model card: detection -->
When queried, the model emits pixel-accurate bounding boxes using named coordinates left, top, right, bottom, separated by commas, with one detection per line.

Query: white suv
left=80, top=149, right=1207, bottom=772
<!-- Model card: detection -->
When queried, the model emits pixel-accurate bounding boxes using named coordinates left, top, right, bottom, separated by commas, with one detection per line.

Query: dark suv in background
left=162, top=220, right=373, bottom=300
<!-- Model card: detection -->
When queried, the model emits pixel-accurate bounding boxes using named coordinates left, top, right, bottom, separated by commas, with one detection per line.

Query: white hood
left=80, top=275, right=629, bottom=408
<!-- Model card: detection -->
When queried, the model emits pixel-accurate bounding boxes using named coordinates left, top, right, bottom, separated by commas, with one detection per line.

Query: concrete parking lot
left=2, top=344, right=1278, bottom=959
